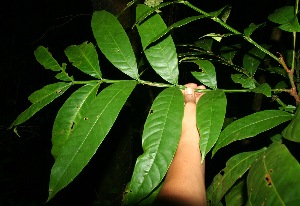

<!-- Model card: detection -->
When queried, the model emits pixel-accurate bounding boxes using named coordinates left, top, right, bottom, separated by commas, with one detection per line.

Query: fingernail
left=186, top=87, right=193, bottom=95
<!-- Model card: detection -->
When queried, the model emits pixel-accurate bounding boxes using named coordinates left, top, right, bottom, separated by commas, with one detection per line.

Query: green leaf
left=202, top=33, right=234, bottom=42
left=212, top=110, right=293, bottom=156
left=279, top=16, right=300, bottom=32
left=65, top=41, right=102, bottom=79
left=10, top=82, right=72, bottom=128
left=144, top=15, right=205, bottom=49
left=251, top=83, right=272, bottom=97
left=282, top=106, right=300, bottom=142
left=51, top=83, right=100, bottom=159
left=48, top=81, right=136, bottom=201
left=244, top=23, right=266, bottom=37
left=231, top=74, right=256, bottom=89
left=138, top=182, right=163, bottom=205
left=123, top=87, right=184, bottom=205
left=268, top=6, right=295, bottom=24
left=55, top=63, right=74, bottom=82
left=191, top=60, right=217, bottom=89
left=195, top=38, right=214, bottom=52
left=207, top=148, right=266, bottom=205
left=196, top=90, right=226, bottom=161
left=91, top=11, right=138, bottom=79
left=225, top=179, right=247, bottom=206
left=209, top=5, right=232, bottom=22
left=247, top=142, right=300, bottom=205
left=34, top=46, right=61, bottom=71
left=136, top=4, right=179, bottom=84
left=265, top=66, right=288, bottom=78
left=220, top=44, right=241, bottom=62
left=243, top=46, right=270, bottom=76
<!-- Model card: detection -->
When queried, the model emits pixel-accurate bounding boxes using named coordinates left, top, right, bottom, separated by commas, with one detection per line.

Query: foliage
left=10, top=0, right=300, bottom=205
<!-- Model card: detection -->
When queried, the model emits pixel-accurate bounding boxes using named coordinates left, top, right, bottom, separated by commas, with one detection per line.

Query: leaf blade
left=212, top=110, right=293, bottom=156
left=48, top=81, right=136, bottom=201
left=207, top=148, right=266, bottom=205
left=91, top=11, right=138, bottom=79
left=34, top=46, right=61, bottom=71
left=123, top=87, right=184, bottom=205
left=10, top=82, right=72, bottom=128
left=136, top=4, right=179, bottom=84
left=247, top=142, right=300, bottom=205
left=65, top=42, right=102, bottom=79
left=51, top=83, right=100, bottom=159
left=191, top=60, right=217, bottom=89
left=196, top=89, right=227, bottom=161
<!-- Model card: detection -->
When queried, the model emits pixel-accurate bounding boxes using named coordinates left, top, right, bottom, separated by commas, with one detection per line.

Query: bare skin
left=154, top=83, right=207, bottom=206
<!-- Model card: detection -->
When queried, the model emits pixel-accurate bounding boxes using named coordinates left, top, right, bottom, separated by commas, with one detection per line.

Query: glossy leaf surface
left=91, top=11, right=138, bottom=79
left=123, top=87, right=184, bottom=205
left=196, top=90, right=226, bottom=161
left=207, top=148, right=266, bottom=205
left=231, top=74, right=255, bottom=89
left=282, top=106, right=300, bottom=142
left=251, top=83, right=272, bottom=97
left=191, top=60, right=217, bottom=89
left=247, top=142, right=300, bottom=205
left=136, top=4, right=178, bottom=84
left=212, top=110, right=293, bottom=156
left=51, top=83, right=100, bottom=159
left=10, top=82, right=72, bottom=128
left=65, top=42, right=102, bottom=79
left=48, top=81, right=136, bottom=201
left=34, top=46, right=61, bottom=71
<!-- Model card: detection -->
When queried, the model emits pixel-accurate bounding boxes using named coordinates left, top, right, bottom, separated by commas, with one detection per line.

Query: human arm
left=154, top=83, right=206, bottom=206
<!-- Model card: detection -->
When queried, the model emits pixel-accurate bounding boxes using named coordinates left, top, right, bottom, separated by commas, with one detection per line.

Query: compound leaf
left=48, top=81, right=136, bottom=201
left=123, top=87, right=184, bottom=205
left=212, top=110, right=293, bottom=156
left=51, top=82, right=100, bottom=159
left=196, top=89, right=226, bottom=161
left=136, top=4, right=178, bottom=84
left=91, top=11, right=138, bottom=79
left=207, top=148, right=266, bottom=205
left=65, top=42, right=102, bottom=79
left=247, top=142, right=300, bottom=205
left=10, top=82, right=72, bottom=128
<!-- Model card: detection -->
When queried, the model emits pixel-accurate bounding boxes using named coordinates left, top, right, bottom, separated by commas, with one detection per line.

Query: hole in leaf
left=56, top=89, right=62, bottom=94
left=269, top=169, right=273, bottom=173
left=84, top=117, right=88, bottom=120
left=265, top=174, right=272, bottom=186
left=220, top=171, right=225, bottom=176
left=150, top=109, right=154, bottom=114
left=71, top=122, right=75, bottom=129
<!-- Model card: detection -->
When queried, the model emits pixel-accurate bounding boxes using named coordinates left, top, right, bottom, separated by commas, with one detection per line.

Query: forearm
left=155, top=102, right=206, bottom=206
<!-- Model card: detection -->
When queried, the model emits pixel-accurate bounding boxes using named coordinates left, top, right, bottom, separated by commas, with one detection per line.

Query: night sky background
left=1, top=0, right=297, bottom=205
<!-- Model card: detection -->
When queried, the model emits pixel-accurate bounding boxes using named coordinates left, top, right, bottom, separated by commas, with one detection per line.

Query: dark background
left=0, top=0, right=296, bottom=205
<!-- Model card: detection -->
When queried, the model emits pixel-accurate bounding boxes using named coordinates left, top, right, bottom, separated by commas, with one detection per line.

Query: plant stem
left=181, top=1, right=280, bottom=63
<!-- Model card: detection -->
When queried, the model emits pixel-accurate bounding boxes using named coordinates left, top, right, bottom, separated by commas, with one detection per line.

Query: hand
left=182, top=83, right=206, bottom=105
